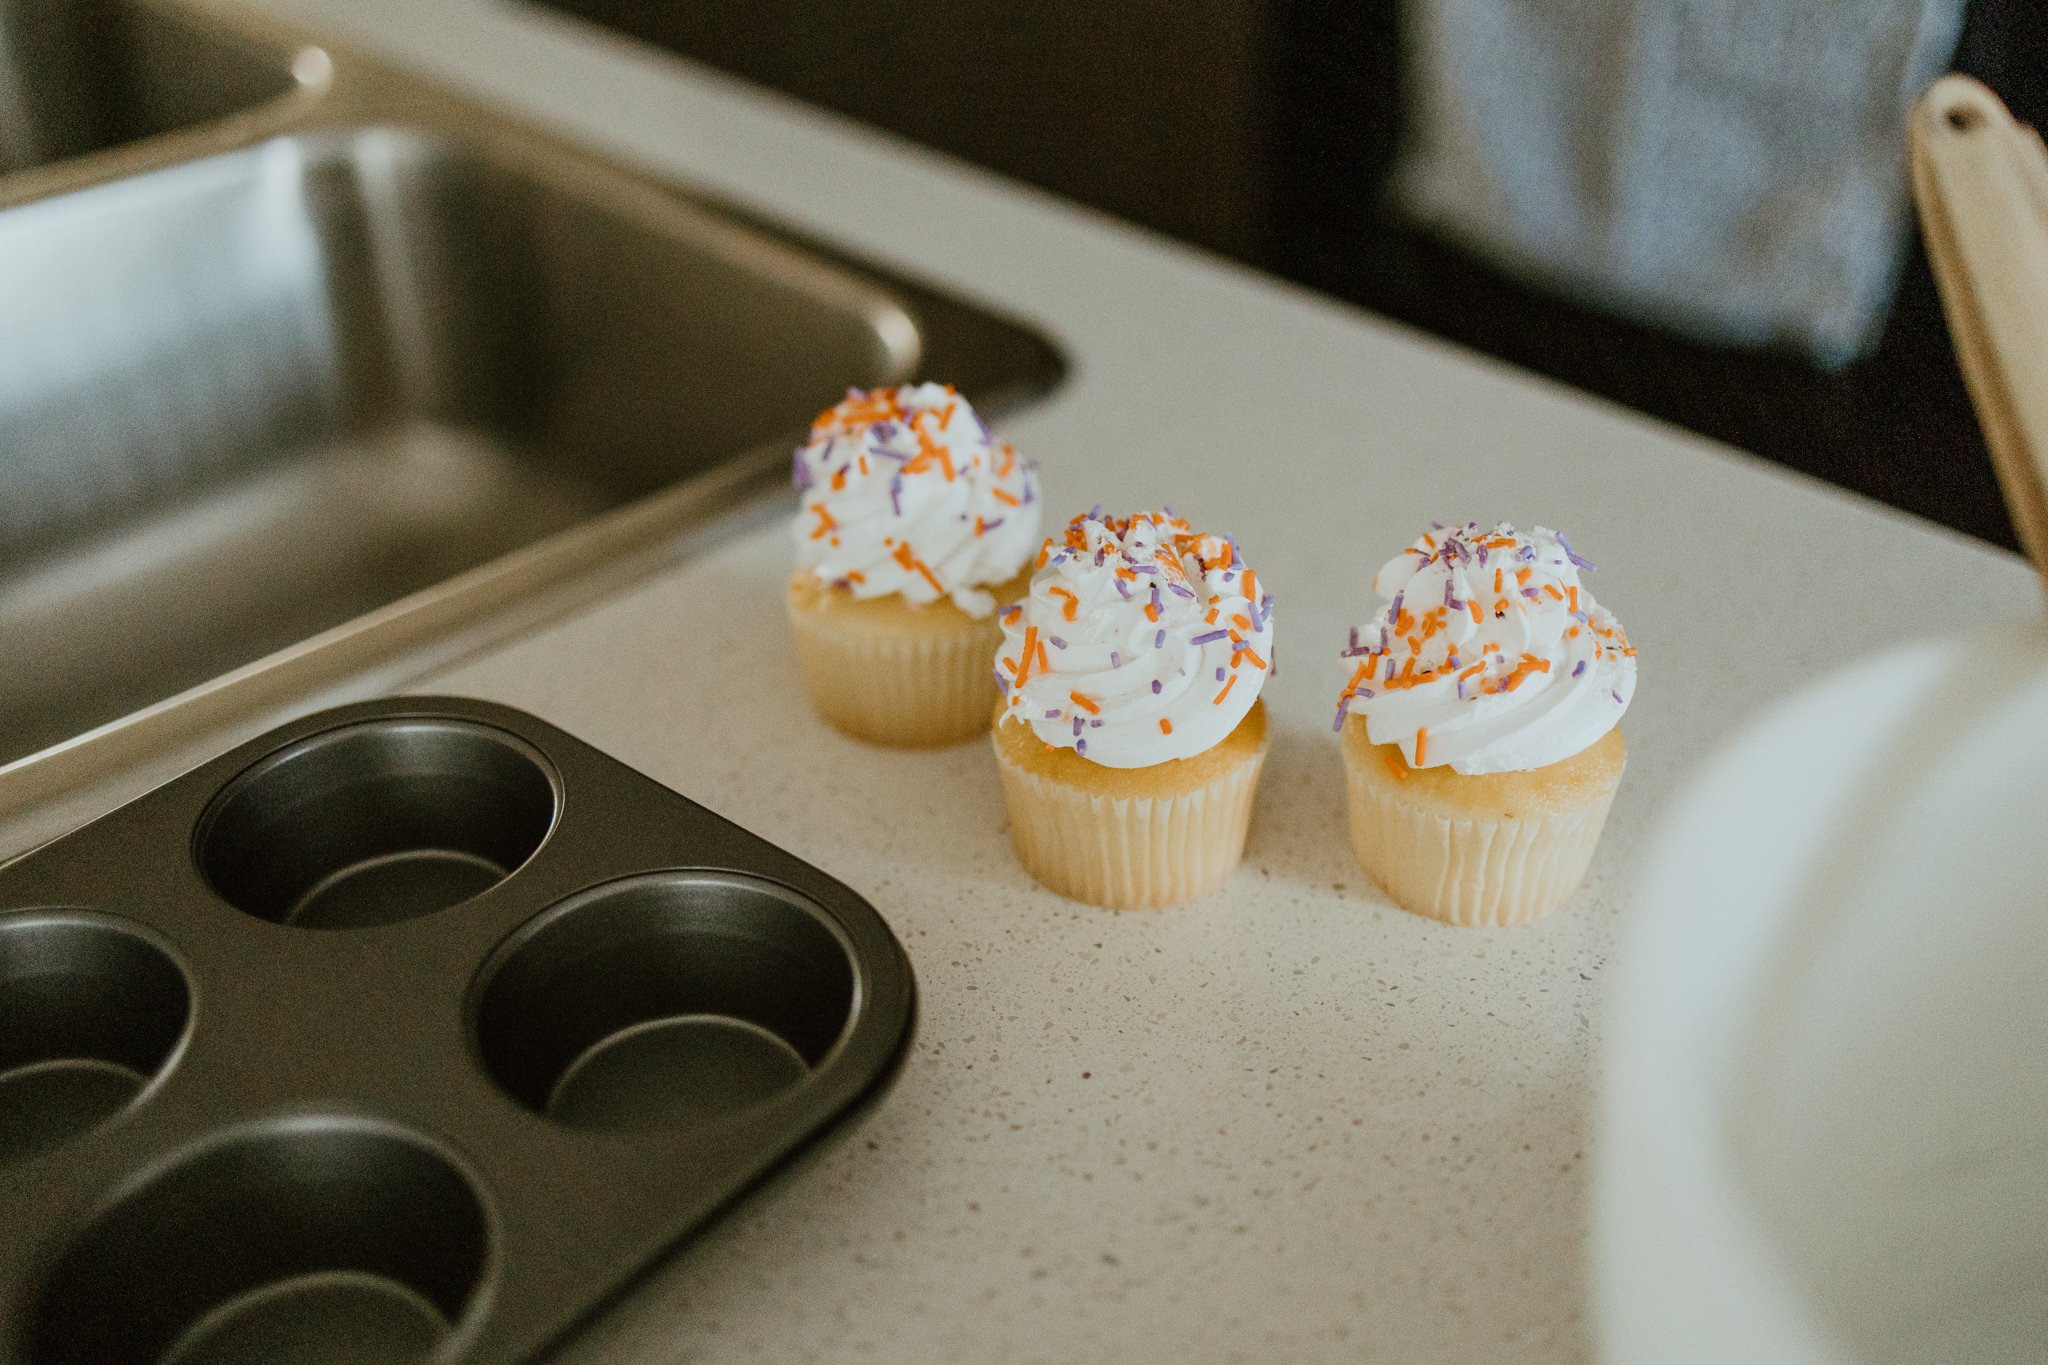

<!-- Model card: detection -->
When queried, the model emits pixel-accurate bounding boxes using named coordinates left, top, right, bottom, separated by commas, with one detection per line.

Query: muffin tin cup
left=0, top=697, right=915, bottom=1365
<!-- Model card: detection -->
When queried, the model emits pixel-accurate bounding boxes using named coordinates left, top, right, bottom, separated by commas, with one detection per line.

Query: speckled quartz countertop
left=221, top=1, right=2039, bottom=1359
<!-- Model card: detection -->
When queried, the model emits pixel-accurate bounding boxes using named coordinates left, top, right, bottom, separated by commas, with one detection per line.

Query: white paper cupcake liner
left=994, top=741, right=1266, bottom=909
left=788, top=605, right=1000, bottom=747
left=1343, top=759, right=1616, bottom=927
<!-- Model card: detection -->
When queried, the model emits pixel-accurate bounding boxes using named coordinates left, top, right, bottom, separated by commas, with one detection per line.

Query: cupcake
left=992, top=509, right=1274, bottom=909
left=787, top=383, right=1042, bottom=747
left=1334, top=522, right=1636, bottom=927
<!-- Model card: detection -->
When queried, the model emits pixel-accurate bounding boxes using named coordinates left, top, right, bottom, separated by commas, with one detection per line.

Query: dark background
left=543, top=0, right=2047, bottom=550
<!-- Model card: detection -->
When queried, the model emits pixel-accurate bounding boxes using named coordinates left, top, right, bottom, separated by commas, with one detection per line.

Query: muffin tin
left=0, top=695, right=916, bottom=1364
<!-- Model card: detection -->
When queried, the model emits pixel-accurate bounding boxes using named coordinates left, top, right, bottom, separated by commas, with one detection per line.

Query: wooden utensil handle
left=1910, top=75, right=2048, bottom=586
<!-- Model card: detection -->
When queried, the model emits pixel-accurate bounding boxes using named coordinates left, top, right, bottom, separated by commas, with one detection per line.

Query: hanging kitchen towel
left=1390, top=0, right=1967, bottom=365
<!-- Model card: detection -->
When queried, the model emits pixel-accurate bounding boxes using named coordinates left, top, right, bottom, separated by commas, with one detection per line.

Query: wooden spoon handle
left=1910, top=75, right=2048, bottom=584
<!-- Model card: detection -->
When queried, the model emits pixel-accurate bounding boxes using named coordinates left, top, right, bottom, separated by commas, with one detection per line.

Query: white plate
left=1596, top=621, right=2048, bottom=1363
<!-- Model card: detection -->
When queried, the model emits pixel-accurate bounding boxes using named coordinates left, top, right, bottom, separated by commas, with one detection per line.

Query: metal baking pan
left=0, top=0, right=1064, bottom=857
left=0, top=694, right=916, bottom=1364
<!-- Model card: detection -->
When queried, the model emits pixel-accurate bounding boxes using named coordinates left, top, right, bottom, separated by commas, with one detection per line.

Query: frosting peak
left=1335, top=521, right=1636, bottom=775
left=792, top=383, right=1040, bottom=617
left=998, top=509, right=1274, bottom=767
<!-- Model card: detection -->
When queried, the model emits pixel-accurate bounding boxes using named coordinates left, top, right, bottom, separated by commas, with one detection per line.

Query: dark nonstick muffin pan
left=0, top=695, right=916, bottom=1364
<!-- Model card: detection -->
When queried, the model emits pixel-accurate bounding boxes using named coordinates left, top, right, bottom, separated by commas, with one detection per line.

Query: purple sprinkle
left=1048, top=635, right=1067, bottom=649
left=1215, top=666, right=1227, bottom=682
left=994, top=670, right=1009, bottom=693
left=1190, top=629, right=1230, bottom=646
left=1222, top=570, right=1236, bottom=582
left=871, top=420, right=896, bottom=440
left=1162, top=503, right=1177, bottom=517
left=1151, top=679, right=1162, bottom=694
left=1521, top=587, right=1541, bottom=600
left=1387, top=591, right=1405, bottom=626
left=1556, top=532, right=1596, bottom=572
left=1612, top=690, right=1623, bottom=704
left=1340, top=642, right=1375, bottom=659
left=1073, top=716, right=1085, bottom=737
left=1384, top=657, right=1396, bottom=682
left=1519, top=544, right=1537, bottom=561
left=1045, top=709, right=1061, bottom=720
left=1110, top=651, right=1122, bottom=667
left=1090, top=718, right=1103, bottom=728
left=1023, top=484, right=1036, bottom=505
left=1076, top=738, right=1087, bottom=755
left=1154, top=629, right=1167, bottom=649
left=1331, top=698, right=1351, bottom=732
left=976, top=414, right=992, bottom=440
left=1115, top=579, right=1132, bottom=600
left=1150, top=584, right=1163, bottom=612
left=791, top=451, right=813, bottom=490
left=1430, top=520, right=1444, bottom=530
left=1572, top=660, right=1587, bottom=678
left=1168, top=582, right=1197, bottom=599
left=871, top=446, right=908, bottom=461
left=1089, top=504, right=1104, bottom=519
left=1132, top=564, right=1159, bottom=575
left=981, top=517, right=1005, bottom=533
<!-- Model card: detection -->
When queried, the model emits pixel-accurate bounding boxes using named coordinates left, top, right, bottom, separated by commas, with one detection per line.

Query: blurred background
left=543, top=0, right=2046, bottom=551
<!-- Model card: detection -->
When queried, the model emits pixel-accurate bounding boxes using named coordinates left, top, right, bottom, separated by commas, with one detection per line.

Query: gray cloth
left=1392, top=0, right=1967, bottom=365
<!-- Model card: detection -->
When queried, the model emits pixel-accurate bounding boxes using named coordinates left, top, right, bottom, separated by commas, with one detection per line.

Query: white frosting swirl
left=1335, top=522, right=1636, bottom=775
left=792, top=383, right=1041, bottom=617
left=998, top=510, right=1274, bottom=768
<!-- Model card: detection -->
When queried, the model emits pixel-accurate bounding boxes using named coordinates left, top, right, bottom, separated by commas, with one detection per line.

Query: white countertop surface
left=224, top=2, right=2040, bottom=1359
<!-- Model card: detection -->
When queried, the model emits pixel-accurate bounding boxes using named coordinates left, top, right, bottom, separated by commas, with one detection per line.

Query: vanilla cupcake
left=992, top=509, right=1273, bottom=909
left=787, top=384, right=1042, bottom=746
left=1335, top=522, right=1636, bottom=927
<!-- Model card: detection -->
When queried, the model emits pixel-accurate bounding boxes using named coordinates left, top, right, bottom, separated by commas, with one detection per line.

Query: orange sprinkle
left=1213, top=675, right=1238, bottom=705
left=1467, top=599, right=1483, bottom=624
left=1145, top=602, right=1160, bottom=623
left=1016, top=626, right=1040, bottom=685
left=1383, top=749, right=1410, bottom=780
left=1035, top=638, right=1050, bottom=672
left=846, top=570, right=865, bottom=585
left=993, top=487, right=1022, bottom=507
left=830, top=467, right=847, bottom=492
left=1414, top=727, right=1429, bottom=767
left=809, top=504, right=837, bottom=540
left=1159, top=718, right=1173, bottom=735
left=1000, top=655, right=1017, bottom=675
left=1568, top=586, right=1579, bottom=613
left=1232, top=613, right=1252, bottom=631
left=1242, top=569, right=1258, bottom=603
left=1458, top=662, right=1486, bottom=681
left=1049, top=586, right=1079, bottom=621
left=1543, top=584, right=1564, bottom=601
left=1069, top=690, right=1100, bottom=715
left=1516, top=567, right=1533, bottom=586
left=1241, top=649, right=1268, bottom=670
left=1493, top=568, right=1503, bottom=594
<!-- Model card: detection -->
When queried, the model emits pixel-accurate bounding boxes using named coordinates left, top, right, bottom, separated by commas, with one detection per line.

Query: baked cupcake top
left=1334, top=521, right=1636, bottom=775
left=791, top=383, right=1041, bottom=617
left=998, top=508, right=1274, bottom=767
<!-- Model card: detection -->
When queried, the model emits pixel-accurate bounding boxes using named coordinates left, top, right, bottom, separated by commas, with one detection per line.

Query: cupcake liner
left=788, top=599, right=1001, bottom=748
left=994, top=736, right=1266, bottom=909
left=1343, top=750, right=1617, bottom=927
